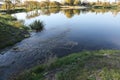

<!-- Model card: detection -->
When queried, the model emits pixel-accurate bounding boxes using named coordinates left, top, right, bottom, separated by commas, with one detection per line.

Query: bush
left=29, top=20, right=44, bottom=32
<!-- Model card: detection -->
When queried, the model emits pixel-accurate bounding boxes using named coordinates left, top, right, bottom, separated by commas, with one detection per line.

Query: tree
left=24, top=1, right=39, bottom=10
left=64, top=0, right=81, bottom=6
left=64, top=0, right=74, bottom=5
left=12, top=0, right=20, bottom=9
left=4, top=0, right=20, bottom=10
left=49, top=1, right=61, bottom=7
left=40, top=1, right=49, bottom=8
left=74, top=0, right=80, bottom=5
left=4, top=0, right=12, bottom=10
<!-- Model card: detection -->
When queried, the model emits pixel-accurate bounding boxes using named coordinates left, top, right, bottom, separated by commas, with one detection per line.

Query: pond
left=0, top=8, right=120, bottom=80
left=12, top=8, right=120, bottom=53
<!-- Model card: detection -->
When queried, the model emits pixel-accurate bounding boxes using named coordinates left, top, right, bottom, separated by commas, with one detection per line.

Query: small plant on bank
left=29, top=20, right=44, bottom=32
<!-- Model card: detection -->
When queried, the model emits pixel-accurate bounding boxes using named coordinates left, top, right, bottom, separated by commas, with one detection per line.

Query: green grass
left=0, top=14, right=29, bottom=49
left=0, top=8, right=26, bottom=14
left=14, top=50, right=120, bottom=80
left=93, top=6, right=119, bottom=9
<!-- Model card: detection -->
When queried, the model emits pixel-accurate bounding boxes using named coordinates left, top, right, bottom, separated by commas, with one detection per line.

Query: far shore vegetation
left=0, top=0, right=120, bottom=13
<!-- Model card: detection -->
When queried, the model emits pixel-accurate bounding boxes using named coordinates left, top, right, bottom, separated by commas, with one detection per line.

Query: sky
left=0, top=2, right=3, bottom=4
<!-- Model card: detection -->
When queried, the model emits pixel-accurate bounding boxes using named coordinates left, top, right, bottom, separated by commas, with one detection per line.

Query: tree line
left=1, top=0, right=120, bottom=10
left=1, top=0, right=20, bottom=10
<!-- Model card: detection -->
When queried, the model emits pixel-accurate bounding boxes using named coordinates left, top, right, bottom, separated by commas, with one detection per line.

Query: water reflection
left=24, top=8, right=120, bottom=19
left=26, top=8, right=60, bottom=18
left=11, top=8, right=120, bottom=51
left=27, top=10, right=41, bottom=19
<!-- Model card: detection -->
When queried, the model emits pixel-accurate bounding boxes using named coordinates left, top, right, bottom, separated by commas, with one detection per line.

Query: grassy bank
left=13, top=50, right=120, bottom=80
left=0, top=14, right=29, bottom=49
left=0, top=8, right=26, bottom=14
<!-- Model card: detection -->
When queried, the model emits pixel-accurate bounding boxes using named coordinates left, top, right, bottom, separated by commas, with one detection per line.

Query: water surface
left=12, top=9, right=120, bottom=52
left=0, top=9, right=120, bottom=80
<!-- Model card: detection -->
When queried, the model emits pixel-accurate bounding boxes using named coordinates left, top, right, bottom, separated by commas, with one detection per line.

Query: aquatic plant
left=29, top=20, right=44, bottom=32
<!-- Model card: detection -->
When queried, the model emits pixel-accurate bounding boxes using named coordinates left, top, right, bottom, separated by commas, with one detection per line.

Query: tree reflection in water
left=26, top=8, right=120, bottom=19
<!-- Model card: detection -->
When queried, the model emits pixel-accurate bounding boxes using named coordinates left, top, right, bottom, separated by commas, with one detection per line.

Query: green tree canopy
left=64, top=0, right=81, bottom=5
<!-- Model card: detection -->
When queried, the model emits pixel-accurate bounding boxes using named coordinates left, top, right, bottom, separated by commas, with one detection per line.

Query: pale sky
left=0, top=2, right=4, bottom=4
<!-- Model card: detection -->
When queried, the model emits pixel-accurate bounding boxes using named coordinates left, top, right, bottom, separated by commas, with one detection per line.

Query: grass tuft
left=29, top=20, right=44, bottom=32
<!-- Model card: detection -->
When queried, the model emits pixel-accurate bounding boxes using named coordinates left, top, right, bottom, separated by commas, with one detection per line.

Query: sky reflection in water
left=12, top=9, right=120, bottom=53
